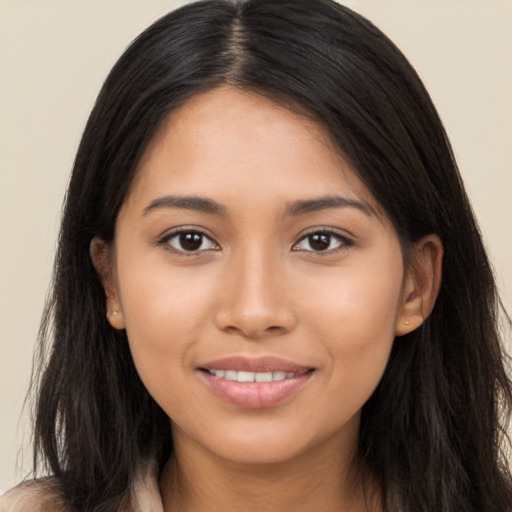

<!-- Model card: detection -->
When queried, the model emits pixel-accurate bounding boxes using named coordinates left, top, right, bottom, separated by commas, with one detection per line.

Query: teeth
left=208, top=369, right=300, bottom=382
left=237, top=371, right=255, bottom=382
left=255, top=372, right=272, bottom=382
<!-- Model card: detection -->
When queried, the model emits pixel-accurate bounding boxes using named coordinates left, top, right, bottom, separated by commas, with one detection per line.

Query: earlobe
left=106, top=308, right=125, bottom=330
left=395, top=234, right=443, bottom=336
left=89, top=237, right=126, bottom=330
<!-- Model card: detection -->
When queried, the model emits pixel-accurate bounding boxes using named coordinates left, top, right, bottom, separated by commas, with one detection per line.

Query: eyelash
left=157, top=227, right=353, bottom=255
left=292, top=228, right=353, bottom=254
left=158, top=228, right=219, bottom=255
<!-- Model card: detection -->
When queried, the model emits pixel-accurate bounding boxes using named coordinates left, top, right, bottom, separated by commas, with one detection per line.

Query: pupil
left=309, top=233, right=330, bottom=251
left=180, top=232, right=202, bottom=251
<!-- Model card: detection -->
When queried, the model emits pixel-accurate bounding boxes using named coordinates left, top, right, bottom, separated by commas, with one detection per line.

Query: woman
left=1, top=0, right=511, bottom=510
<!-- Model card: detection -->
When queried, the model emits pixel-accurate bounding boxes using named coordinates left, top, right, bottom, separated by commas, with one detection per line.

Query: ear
left=90, top=237, right=126, bottom=330
left=395, top=234, right=443, bottom=336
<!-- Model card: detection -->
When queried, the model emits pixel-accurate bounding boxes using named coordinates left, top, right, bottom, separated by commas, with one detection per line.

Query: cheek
left=304, top=254, right=403, bottom=338
left=301, top=254, right=403, bottom=400
left=118, top=248, right=216, bottom=335
left=114, top=252, right=218, bottom=398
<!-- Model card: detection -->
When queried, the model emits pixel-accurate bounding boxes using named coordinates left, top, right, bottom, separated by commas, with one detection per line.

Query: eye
left=293, top=230, right=351, bottom=253
left=160, top=230, right=219, bottom=253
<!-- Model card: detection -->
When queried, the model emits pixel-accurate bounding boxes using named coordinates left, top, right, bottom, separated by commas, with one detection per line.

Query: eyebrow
left=142, top=194, right=373, bottom=218
left=284, top=195, right=374, bottom=217
left=143, top=195, right=227, bottom=216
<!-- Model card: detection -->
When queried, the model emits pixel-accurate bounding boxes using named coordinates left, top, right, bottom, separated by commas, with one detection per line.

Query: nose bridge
left=215, top=242, right=296, bottom=337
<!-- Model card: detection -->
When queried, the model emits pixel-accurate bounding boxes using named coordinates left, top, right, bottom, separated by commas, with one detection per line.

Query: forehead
left=126, top=86, right=378, bottom=213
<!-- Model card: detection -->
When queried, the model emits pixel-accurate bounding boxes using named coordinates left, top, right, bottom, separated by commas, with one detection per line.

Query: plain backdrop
left=1, top=0, right=511, bottom=493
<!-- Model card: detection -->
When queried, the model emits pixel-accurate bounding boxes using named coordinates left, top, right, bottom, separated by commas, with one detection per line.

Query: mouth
left=202, top=368, right=312, bottom=383
left=197, top=356, right=315, bottom=409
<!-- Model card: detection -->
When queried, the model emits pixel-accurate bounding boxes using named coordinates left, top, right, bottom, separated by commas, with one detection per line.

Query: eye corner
left=157, top=227, right=220, bottom=255
left=293, top=228, right=354, bottom=254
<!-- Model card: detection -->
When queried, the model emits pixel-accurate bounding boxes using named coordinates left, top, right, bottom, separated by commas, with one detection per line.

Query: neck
left=159, top=425, right=381, bottom=512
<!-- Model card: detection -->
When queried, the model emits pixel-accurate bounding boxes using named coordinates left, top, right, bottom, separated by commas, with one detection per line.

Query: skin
left=92, top=86, right=442, bottom=511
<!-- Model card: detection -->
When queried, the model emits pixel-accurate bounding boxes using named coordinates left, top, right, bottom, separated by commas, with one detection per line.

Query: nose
left=214, top=248, right=298, bottom=339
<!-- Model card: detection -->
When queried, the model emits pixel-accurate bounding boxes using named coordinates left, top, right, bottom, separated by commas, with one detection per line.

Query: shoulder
left=0, top=478, right=67, bottom=512
left=0, top=459, right=162, bottom=512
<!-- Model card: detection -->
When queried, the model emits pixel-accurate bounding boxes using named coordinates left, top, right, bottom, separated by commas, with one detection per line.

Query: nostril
left=214, top=297, right=298, bottom=338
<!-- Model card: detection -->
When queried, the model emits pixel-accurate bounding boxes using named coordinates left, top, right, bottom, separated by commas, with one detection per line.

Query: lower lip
left=199, top=371, right=313, bottom=409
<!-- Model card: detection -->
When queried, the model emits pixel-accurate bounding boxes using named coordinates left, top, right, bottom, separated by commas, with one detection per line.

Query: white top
left=0, top=462, right=163, bottom=512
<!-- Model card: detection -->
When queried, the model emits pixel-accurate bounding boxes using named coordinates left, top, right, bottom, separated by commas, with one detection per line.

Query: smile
left=206, top=369, right=304, bottom=382
left=198, top=357, right=315, bottom=409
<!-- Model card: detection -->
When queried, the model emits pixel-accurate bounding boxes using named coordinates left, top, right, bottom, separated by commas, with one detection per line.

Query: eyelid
left=292, top=227, right=354, bottom=253
left=157, top=226, right=220, bottom=254
left=156, top=225, right=353, bottom=255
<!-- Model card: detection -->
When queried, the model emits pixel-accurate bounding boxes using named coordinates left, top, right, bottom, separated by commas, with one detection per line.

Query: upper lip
left=199, top=356, right=313, bottom=374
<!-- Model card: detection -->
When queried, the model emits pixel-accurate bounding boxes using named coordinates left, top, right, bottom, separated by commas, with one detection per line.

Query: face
left=99, top=86, right=417, bottom=466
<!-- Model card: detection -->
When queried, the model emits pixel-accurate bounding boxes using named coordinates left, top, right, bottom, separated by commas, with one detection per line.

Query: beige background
left=1, top=0, right=511, bottom=493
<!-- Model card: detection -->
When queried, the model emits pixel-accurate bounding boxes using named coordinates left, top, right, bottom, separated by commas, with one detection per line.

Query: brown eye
left=163, top=230, right=218, bottom=253
left=293, top=231, right=350, bottom=253
left=307, top=234, right=331, bottom=251
left=180, top=232, right=203, bottom=251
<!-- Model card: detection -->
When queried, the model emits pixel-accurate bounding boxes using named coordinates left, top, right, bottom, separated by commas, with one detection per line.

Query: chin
left=172, top=411, right=361, bottom=468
